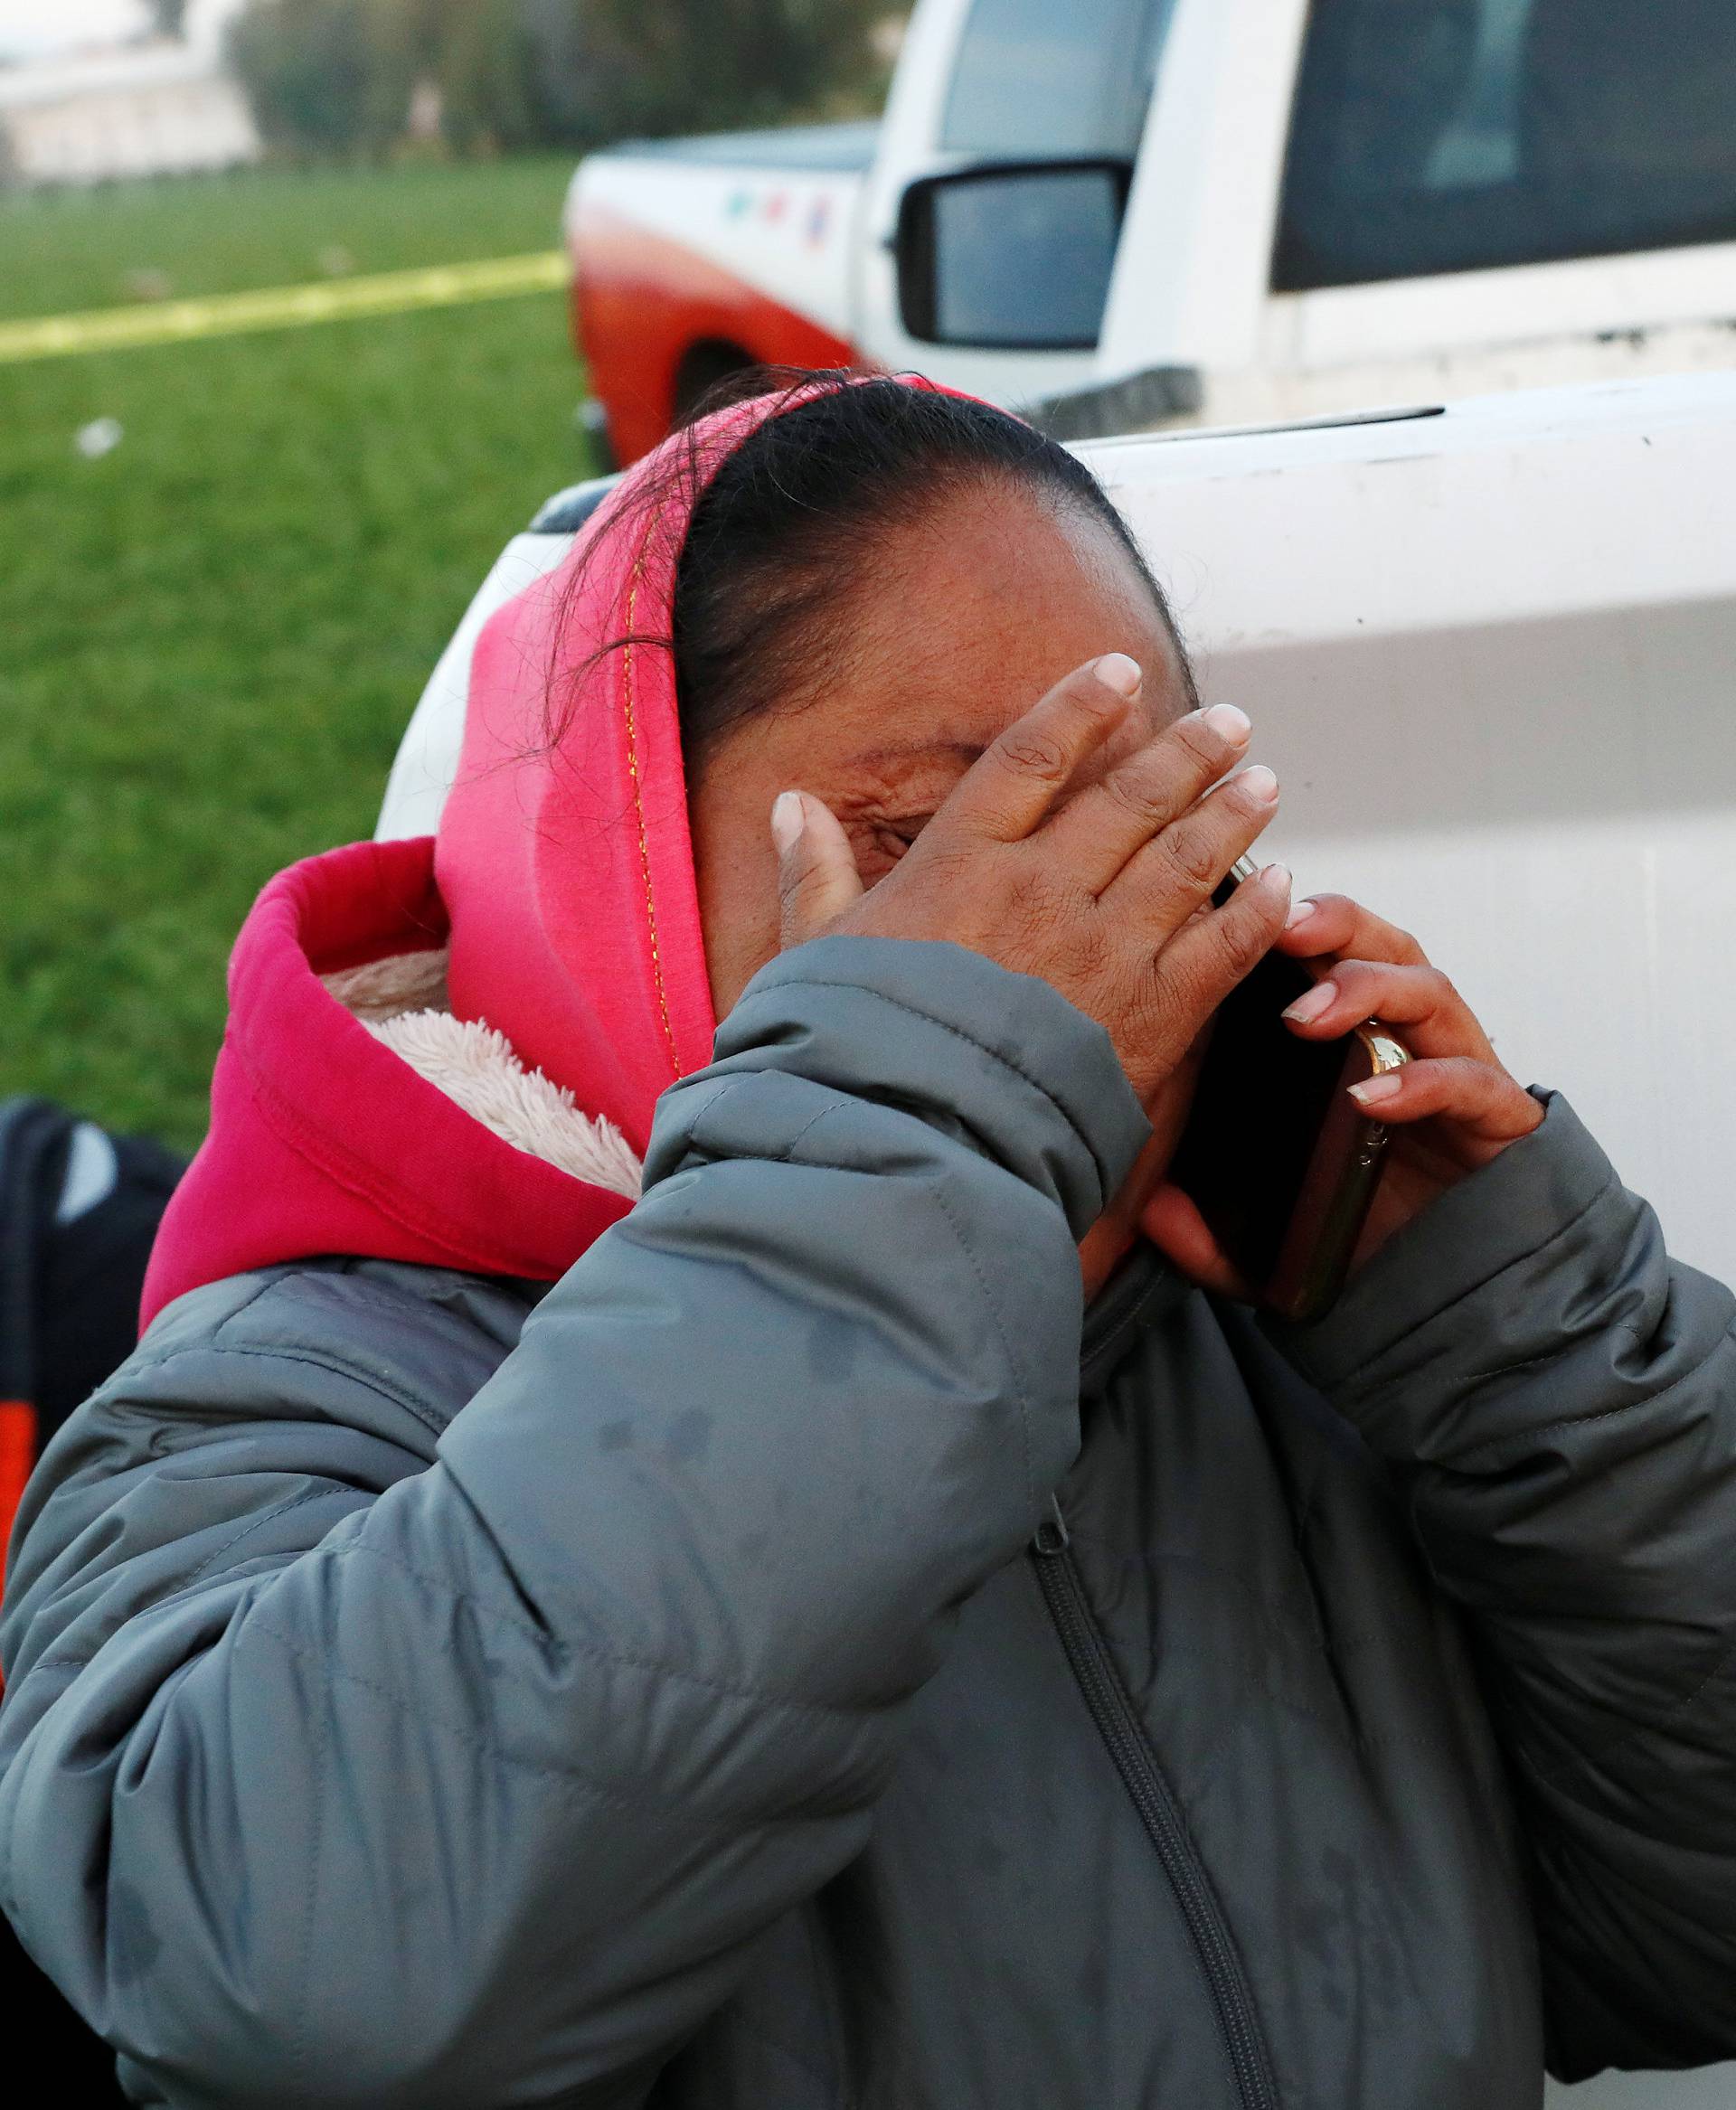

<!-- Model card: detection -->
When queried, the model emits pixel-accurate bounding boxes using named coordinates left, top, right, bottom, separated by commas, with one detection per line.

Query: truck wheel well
left=672, top=339, right=759, bottom=420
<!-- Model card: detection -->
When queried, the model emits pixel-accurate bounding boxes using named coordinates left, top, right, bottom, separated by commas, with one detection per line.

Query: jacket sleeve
left=0, top=936, right=1147, bottom=2110
left=1277, top=1093, right=1736, bottom=2081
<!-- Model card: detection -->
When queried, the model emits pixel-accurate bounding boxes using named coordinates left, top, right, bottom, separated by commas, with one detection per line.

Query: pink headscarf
left=144, top=383, right=893, bottom=1324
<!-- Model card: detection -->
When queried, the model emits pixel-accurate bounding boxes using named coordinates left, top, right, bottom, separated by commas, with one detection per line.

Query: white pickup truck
left=565, top=0, right=1736, bottom=466
left=384, top=366, right=1736, bottom=2110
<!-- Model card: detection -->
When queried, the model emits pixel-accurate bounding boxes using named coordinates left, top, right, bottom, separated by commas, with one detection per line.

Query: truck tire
left=672, top=340, right=759, bottom=423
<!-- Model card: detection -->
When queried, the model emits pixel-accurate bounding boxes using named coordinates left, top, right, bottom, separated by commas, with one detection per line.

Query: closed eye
left=849, top=815, right=935, bottom=883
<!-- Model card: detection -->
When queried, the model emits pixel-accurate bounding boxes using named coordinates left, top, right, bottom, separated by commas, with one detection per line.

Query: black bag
left=0, top=1097, right=185, bottom=2105
left=0, top=1097, right=186, bottom=1467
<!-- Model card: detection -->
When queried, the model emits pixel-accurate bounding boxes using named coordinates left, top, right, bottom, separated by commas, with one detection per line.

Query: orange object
left=0, top=1397, right=38, bottom=1590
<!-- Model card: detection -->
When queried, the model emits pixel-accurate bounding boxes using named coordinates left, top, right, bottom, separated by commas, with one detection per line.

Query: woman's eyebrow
left=840, top=737, right=986, bottom=774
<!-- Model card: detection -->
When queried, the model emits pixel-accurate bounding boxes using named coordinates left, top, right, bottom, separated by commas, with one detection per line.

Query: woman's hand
left=1141, top=890, right=1545, bottom=1294
left=770, top=653, right=1291, bottom=1108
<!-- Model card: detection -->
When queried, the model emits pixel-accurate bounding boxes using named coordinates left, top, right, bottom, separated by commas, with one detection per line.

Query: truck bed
left=601, top=120, right=879, bottom=175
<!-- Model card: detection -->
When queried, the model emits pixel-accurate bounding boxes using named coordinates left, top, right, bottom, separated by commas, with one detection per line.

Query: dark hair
left=549, top=368, right=1195, bottom=768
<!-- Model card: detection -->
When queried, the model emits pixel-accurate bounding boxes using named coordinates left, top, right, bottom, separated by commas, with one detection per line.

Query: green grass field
left=0, top=157, right=593, bottom=1148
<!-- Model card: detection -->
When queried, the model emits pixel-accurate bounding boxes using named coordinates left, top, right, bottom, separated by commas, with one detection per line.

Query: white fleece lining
left=321, top=948, right=643, bottom=1201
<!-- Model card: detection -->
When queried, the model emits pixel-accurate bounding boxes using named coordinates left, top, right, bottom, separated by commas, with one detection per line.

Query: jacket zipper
left=1032, top=1500, right=1278, bottom=2110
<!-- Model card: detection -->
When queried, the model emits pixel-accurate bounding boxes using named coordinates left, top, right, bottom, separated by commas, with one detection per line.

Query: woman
left=3, top=373, right=1735, bottom=2108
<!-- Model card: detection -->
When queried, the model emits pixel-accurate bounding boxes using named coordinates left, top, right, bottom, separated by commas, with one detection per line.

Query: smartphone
left=1166, top=859, right=1408, bottom=1323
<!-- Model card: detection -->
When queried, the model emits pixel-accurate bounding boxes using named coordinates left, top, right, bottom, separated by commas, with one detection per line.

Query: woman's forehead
left=792, top=490, right=1184, bottom=761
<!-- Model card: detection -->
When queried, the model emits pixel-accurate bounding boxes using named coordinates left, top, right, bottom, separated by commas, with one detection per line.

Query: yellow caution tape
left=0, top=249, right=569, bottom=365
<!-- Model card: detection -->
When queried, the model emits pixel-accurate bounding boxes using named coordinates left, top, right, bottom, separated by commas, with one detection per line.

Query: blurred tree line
left=226, top=0, right=895, bottom=158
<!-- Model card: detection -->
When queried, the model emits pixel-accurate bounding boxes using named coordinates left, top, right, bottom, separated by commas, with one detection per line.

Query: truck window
left=1274, top=0, right=1736, bottom=290
left=939, top=0, right=1176, bottom=159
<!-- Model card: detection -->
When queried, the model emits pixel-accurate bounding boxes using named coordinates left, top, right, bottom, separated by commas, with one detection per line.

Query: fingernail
left=1350, top=1074, right=1403, bottom=1107
left=1094, top=653, right=1143, bottom=698
left=1283, top=980, right=1336, bottom=1025
left=1238, top=765, right=1279, bottom=804
left=1200, top=703, right=1251, bottom=743
left=1258, top=862, right=1291, bottom=898
left=1285, top=897, right=1319, bottom=929
left=770, top=791, right=805, bottom=855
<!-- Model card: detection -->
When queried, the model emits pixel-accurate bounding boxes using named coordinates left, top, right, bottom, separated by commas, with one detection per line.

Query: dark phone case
left=1168, top=876, right=1401, bottom=1323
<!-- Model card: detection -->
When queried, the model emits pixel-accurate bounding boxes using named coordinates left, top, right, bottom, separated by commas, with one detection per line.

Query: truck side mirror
left=895, top=160, right=1131, bottom=350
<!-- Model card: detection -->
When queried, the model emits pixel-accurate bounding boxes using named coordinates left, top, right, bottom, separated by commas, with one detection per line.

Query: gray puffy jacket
left=4, top=938, right=1736, bottom=2107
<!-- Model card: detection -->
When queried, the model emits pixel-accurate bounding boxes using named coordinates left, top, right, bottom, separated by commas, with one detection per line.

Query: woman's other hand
left=1277, top=893, right=1545, bottom=1262
left=1140, top=893, right=1545, bottom=1295
left=769, top=653, right=1291, bottom=1110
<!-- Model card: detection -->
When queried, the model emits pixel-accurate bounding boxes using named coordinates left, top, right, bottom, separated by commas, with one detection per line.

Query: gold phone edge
left=1358, top=1026, right=1410, bottom=1075
left=1281, top=1027, right=1410, bottom=1325
left=1231, top=852, right=1413, bottom=1324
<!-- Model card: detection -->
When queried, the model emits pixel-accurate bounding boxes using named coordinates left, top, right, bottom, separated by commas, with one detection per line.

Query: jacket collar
left=1080, top=1244, right=1189, bottom=1395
